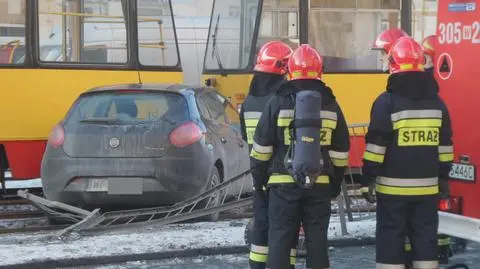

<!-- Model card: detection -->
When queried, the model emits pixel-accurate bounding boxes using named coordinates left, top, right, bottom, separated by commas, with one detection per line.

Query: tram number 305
left=449, top=162, right=476, bottom=182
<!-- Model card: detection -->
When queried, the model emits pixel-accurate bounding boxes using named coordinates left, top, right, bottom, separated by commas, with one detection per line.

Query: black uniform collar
left=277, top=79, right=336, bottom=102
left=386, top=71, right=439, bottom=100
left=247, top=72, right=286, bottom=97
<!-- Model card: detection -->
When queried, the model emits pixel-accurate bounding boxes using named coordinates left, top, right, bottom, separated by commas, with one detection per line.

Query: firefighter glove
left=438, top=179, right=450, bottom=199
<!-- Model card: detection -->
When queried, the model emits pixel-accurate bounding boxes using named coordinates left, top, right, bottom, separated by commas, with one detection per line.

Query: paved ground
left=66, top=242, right=480, bottom=269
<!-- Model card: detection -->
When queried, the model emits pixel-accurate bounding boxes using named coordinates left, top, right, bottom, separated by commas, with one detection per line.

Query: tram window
left=204, top=0, right=261, bottom=70
left=38, top=0, right=128, bottom=64
left=309, top=9, right=401, bottom=72
left=0, top=0, right=26, bottom=65
left=411, top=0, right=437, bottom=43
left=137, top=0, right=179, bottom=67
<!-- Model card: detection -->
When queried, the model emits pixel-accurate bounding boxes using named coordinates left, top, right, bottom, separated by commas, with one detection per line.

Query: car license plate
left=449, top=162, right=476, bottom=182
left=108, top=178, right=143, bottom=195
left=86, top=179, right=109, bottom=192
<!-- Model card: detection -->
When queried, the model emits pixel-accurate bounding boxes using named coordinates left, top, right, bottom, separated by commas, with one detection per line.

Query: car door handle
left=221, top=137, right=227, bottom=143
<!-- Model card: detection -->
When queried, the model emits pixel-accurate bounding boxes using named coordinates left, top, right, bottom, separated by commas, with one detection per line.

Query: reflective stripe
left=376, top=263, right=405, bottom=269
left=244, top=111, right=262, bottom=119
left=405, top=243, right=411, bottom=251
left=278, top=109, right=337, bottom=120
left=364, top=151, right=384, bottom=163
left=438, top=237, right=451, bottom=246
left=250, top=142, right=273, bottom=161
left=391, top=109, right=442, bottom=121
left=290, top=248, right=297, bottom=265
left=376, top=184, right=439, bottom=195
left=377, top=177, right=438, bottom=187
left=329, top=150, right=349, bottom=167
left=360, top=187, right=369, bottom=194
left=277, top=110, right=337, bottom=128
left=279, top=109, right=294, bottom=118
left=366, top=143, right=386, bottom=154
left=413, top=261, right=439, bottom=269
left=439, top=145, right=454, bottom=162
left=438, top=145, right=453, bottom=153
left=253, top=142, right=273, bottom=154
left=329, top=150, right=349, bottom=159
left=393, top=119, right=442, bottom=130
left=321, top=110, right=337, bottom=121
left=268, top=174, right=330, bottom=184
left=245, top=119, right=259, bottom=127
left=439, top=153, right=454, bottom=162
left=290, top=257, right=296, bottom=265
left=251, top=244, right=268, bottom=254
left=322, top=119, right=337, bottom=129
left=249, top=252, right=267, bottom=263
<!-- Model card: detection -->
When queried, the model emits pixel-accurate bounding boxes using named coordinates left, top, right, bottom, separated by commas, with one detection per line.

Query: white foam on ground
left=0, top=216, right=376, bottom=266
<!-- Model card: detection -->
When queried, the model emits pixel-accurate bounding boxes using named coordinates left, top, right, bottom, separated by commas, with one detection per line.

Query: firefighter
left=250, top=44, right=350, bottom=269
left=421, top=35, right=436, bottom=75
left=361, top=36, right=454, bottom=269
left=239, top=40, right=297, bottom=269
left=371, top=28, right=409, bottom=72
left=419, top=34, right=455, bottom=265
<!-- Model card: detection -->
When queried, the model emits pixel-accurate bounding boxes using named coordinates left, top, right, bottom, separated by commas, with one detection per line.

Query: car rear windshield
left=67, top=91, right=189, bottom=125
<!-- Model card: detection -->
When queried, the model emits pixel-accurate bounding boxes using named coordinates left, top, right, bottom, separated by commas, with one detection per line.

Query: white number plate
left=449, top=163, right=476, bottom=182
left=86, top=179, right=108, bottom=192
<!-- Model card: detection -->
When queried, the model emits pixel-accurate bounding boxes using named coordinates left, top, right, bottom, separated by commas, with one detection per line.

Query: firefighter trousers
left=376, top=194, right=439, bottom=269
left=266, top=184, right=331, bottom=269
left=250, top=190, right=298, bottom=269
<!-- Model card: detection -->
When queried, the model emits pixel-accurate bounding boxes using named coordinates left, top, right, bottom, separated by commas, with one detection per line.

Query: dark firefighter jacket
left=240, top=72, right=286, bottom=150
left=249, top=79, right=350, bottom=195
left=362, top=71, right=454, bottom=196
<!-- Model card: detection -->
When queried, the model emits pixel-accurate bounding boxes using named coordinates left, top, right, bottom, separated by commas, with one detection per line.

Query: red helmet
left=421, top=35, right=436, bottom=58
left=254, top=41, right=293, bottom=75
left=372, top=28, right=408, bottom=53
left=388, top=37, right=425, bottom=74
left=287, top=44, right=323, bottom=81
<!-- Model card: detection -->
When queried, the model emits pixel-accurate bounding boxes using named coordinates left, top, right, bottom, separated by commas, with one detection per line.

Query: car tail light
left=169, top=121, right=204, bottom=147
left=48, top=124, right=65, bottom=148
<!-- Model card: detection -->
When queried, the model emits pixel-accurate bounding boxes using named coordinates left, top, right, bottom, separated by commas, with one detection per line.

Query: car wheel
left=199, top=166, right=223, bottom=221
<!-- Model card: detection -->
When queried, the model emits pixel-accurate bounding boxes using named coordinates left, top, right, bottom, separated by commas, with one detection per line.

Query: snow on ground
left=0, top=216, right=376, bottom=266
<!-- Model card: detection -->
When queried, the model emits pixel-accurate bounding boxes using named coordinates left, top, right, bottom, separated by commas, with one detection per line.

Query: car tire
left=198, top=166, right=223, bottom=222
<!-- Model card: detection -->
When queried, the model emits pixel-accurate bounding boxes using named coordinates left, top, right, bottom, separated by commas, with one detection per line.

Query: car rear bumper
left=41, top=155, right=212, bottom=208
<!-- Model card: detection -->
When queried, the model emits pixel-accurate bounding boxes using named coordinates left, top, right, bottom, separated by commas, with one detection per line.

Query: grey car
left=41, top=83, right=251, bottom=211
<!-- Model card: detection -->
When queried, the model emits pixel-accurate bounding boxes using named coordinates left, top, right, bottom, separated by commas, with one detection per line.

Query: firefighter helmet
left=421, top=35, right=436, bottom=57
left=287, top=44, right=323, bottom=80
left=388, top=37, right=425, bottom=74
left=372, top=28, right=409, bottom=53
left=421, top=35, right=436, bottom=69
left=254, top=41, right=293, bottom=75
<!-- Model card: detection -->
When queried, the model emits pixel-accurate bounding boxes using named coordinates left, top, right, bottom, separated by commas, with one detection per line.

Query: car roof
left=82, top=83, right=204, bottom=96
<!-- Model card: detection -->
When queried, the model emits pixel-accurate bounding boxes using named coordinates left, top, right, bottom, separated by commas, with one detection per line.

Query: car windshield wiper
left=211, top=13, right=226, bottom=77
